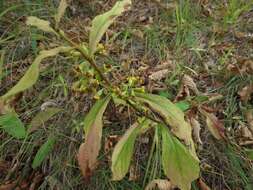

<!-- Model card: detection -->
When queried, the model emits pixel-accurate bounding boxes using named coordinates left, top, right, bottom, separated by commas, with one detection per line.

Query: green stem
left=59, top=30, right=161, bottom=124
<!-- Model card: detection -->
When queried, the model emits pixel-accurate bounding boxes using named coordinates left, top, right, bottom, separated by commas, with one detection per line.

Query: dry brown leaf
left=190, top=116, right=202, bottom=144
left=182, top=74, right=199, bottom=95
left=175, top=74, right=199, bottom=101
left=0, top=100, right=5, bottom=115
left=149, top=69, right=169, bottom=81
left=154, top=60, right=174, bottom=71
left=145, top=179, right=175, bottom=190
left=239, top=124, right=253, bottom=139
left=238, top=84, right=253, bottom=102
left=77, top=121, right=102, bottom=180
left=128, top=164, right=140, bottom=181
left=0, top=183, right=17, bottom=190
left=104, top=135, right=119, bottom=160
left=198, top=179, right=211, bottom=190
left=241, top=60, right=253, bottom=74
left=246, top=110, right=253, bottom=132
left=199, top=108, right=225, bottom=140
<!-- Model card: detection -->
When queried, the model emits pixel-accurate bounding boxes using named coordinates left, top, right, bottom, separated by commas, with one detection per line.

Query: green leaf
left=28, top=107, right=62, bottom=133
left=89, top=0, right=131, bottom=55
left=55, top=0, right=68, bottom=28
left=26, top=16, right=57, bottom=35
left=175, top=101, right=190, bottom=112
left=160, top=125, right=200, bottom=190
left=32, top=136, right=55, bottom=169
left=1, top=46, right=71, bottom=100
left=111, top=120, right=150, bottom=180
left=135, top=92, right=196, bottom=157
left=78, top=96, right=111, bottom=179
left=0, top=113, right=27, bottom=139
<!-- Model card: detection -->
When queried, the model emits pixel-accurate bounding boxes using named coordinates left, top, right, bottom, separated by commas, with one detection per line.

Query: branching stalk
left=59, top=31, right=163, bottom=124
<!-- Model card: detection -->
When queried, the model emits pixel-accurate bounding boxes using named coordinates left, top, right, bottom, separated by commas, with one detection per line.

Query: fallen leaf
left=241, top=125, right=253, bottom=139
left=77, top=96, right=111, bottom=180
left=182, top=74, right=199, bottom=95
left=190, top=116, right=202, bottom=144
left=246, top=110, right=253, bottom=132
left=175, top=74, right=199, bottom=101
left=238, top=84, right=253, bottom=102
left=104, top=135, right=119, bottom=160
left=128, top=163, right=140, bottom=181
left=145, top=179, right=174, bottom=190
left=197, top=178, right=211, bottom=190
left=199, top=108, right=225, bottom=140
left=149, top=69, right=169, bottom=81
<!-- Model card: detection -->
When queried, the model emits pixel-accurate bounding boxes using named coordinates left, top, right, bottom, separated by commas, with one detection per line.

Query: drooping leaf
left=1, top=46, right=71, bottom=100
left=77, top=96, right=111, bottom=179
left=135, top=92, right=196, bottom=157
left=55, top=0, right=68, bottom=28
left=160, top=125, right=200, bottom=190
left=89, top=0, right=131, bottom=55
left=199, top=108, right=225, bottom=140
left=26, top=16, right=57, bottom=35
left=32, top=136, right=55, bottom=169
left=0, top=113, right=27, bottom=139
left=111, top=120, right=150, bottom=180
left=28, top=107, right=62, bottom=133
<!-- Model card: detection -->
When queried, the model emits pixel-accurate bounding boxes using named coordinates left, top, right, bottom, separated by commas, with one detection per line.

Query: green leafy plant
left=0, top=0, right=204, bottom=189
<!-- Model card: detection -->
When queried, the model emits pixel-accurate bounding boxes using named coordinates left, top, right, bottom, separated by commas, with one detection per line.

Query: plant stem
left=58, top=30, right=111, bottom=87
left=59, top=31, right=161, bottom=124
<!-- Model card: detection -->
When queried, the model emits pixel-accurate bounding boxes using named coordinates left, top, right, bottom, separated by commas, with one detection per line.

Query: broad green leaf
left=78, top=96, right=111, bottom=179
left=175, top=101, right=190, bottom=112
left=111, top=120, right=150, bottom=180
left=32, top=136, right=55, bottom=169
left=55, top=0, right=68, bottom=28
left=160, top=125, right=200, bottom=190
left=26, top=16, right=57, bottom=35
left=28, top=107, right=62, bottom=133
left=89, top=0, right=131, bottom=55
left=135, top=92, right=196, bottom=157
left=0, top=113, right=27, bottom=139
left=1, top=46, right=71, bottom=100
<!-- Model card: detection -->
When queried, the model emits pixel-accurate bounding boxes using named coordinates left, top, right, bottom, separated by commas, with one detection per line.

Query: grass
left=1, top=0, right=253, bottom=189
